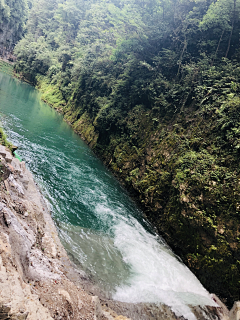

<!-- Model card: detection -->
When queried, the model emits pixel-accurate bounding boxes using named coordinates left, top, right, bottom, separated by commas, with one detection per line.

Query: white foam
left=1, top=110, right=217, bottom=320
left=94, top=203, right=217, bottom=319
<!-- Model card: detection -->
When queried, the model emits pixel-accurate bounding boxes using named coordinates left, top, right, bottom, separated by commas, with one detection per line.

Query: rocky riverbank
left=0, top=145, right=131, bottom=320
left=0, top=144, right=237, bottom=320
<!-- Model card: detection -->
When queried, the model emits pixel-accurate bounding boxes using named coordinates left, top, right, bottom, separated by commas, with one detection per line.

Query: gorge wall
left=3, top=0, right=240, bottom=309
left=0, top=0, right=27, bottom=60
left=51, top=67, right=240, bottom=308
left=0, top=141, right=232, bottom=320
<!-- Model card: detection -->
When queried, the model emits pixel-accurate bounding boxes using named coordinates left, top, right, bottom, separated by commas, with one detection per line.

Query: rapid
left=0, top=72, right=217, bottom=319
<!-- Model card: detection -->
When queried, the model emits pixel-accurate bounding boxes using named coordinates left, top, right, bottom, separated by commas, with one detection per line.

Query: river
left=0, top=72, right=217, bottom=319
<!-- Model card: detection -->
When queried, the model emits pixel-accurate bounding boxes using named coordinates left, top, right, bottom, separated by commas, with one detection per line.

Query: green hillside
left=10, top=0, right=240, bottom=307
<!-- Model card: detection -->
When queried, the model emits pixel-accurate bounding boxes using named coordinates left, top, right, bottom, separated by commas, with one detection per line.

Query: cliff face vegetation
left=0, top=0, right=28, bottom=58
left=11, top=0, right=240, bottom=307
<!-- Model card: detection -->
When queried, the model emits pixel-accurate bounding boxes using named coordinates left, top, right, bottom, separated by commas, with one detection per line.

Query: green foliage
left=12, top=0, right=240, bottom=307
left=0, top=127, right=13, bottom=150
left=0, top=0, right=28, bottom=52
left=199, top=0, right=234, bottom=31
left=0, top=59, right=13, bottom=75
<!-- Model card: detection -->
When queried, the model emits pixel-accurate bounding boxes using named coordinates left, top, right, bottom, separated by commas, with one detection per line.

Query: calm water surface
left=0, top=72, right=216, bottom=319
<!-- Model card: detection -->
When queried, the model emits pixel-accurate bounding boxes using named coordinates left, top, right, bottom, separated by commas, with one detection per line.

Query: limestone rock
left=5, top=151, right=13, bottom=163
left=3, top=210, right=11, bottom=227
left=230, top=302, right=240, bottom=320
left=92, top=296, right=102, bottom=320
left=58, top=289, right=72, bottom=304
left=42, top=234, right=57, bottom=258
left=0, top=145, right=6, bottom=157
left=11, top=158, right=22, bottom=174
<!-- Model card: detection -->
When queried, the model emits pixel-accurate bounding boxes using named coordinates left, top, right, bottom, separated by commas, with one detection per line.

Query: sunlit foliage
left=12, top=0, right=240, bottom=307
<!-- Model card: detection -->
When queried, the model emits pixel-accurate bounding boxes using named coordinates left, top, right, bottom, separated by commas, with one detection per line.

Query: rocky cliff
left=0, top=0, right=27, bottom=61
left=0, top=22, right=17, bottom=61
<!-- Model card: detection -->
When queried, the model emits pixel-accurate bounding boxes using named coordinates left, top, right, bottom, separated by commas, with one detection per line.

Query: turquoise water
left=0, top=72, right=217, bottom=319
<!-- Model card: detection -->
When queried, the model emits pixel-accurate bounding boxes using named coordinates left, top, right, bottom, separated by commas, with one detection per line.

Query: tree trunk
left=212, top=30, right=224, bottom=66
left=177, top=37, right=187, bottom=77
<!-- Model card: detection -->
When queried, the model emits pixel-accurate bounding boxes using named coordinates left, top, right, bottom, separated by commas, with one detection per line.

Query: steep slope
left=0, top=142, right=231, bottom=319
left=0, top=144, right=137, bottom=320
left=0, top=0, right=28, bottom=60
left=12, top=0, right=240, bottom=307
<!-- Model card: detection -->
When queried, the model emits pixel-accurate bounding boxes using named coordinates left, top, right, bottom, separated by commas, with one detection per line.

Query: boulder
left=230, top=302, right=240, bottom=320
